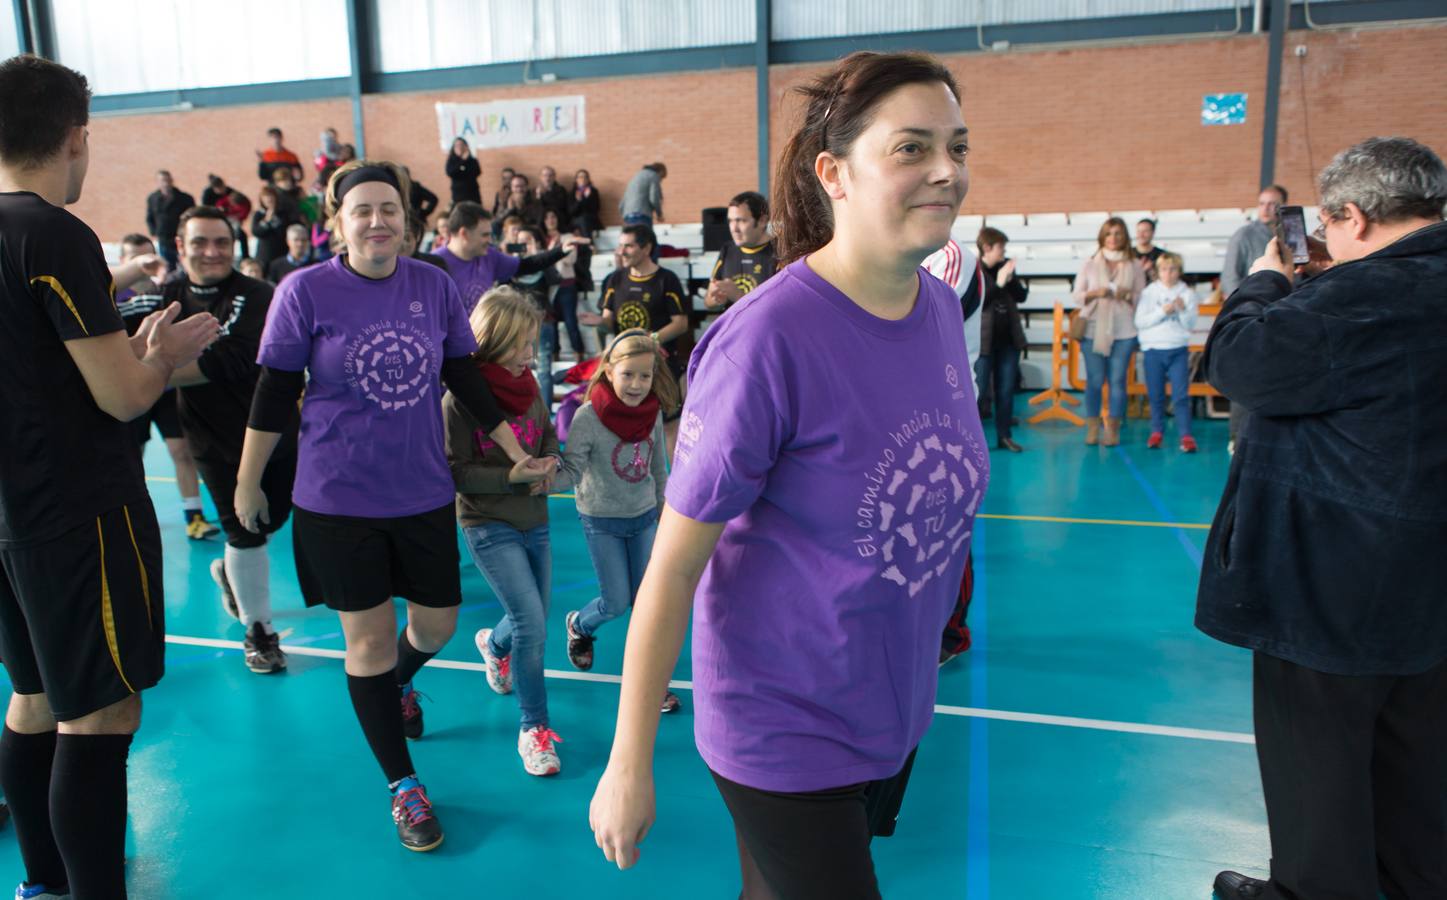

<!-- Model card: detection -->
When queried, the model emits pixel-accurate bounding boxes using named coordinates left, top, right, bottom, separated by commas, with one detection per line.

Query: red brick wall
left=69, top=22, right=1447, bottom=244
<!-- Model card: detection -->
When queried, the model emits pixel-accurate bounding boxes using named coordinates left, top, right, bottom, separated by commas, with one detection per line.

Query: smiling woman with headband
left=589, top=52, right=990, bottom=898
left=233, top=159, right=549, bottom=853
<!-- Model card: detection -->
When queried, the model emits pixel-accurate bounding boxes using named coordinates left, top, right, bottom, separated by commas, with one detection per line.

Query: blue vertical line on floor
left=1113, top=446, right=1204, bottom=569
left=967, top=521, right=990, bottom=898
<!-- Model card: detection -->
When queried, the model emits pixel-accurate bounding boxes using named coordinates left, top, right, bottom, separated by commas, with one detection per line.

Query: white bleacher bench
left=1026, top=212, right=1068, bottom=226
left=1111, top=210, right=1155, bottom=224
left=983, top=213, right=1027, bottom=229
left=1199, top=207, right=1250, bottom=223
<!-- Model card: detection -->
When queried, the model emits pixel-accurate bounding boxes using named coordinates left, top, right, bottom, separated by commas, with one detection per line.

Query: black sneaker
left=1213, top=870, right=1267, bottom=898
left=0, top=800, right=8, bottom=829
left=400, top=683, right=425, bottom=741
left=564, top=611, right=594, bottom=671
left=390, top=777, right=443, bottom=852
left=210, top=558, right=240, bottom=621
left=660, top=690, right=683, bottom=714
left=242, top=622, right=286, bottom=674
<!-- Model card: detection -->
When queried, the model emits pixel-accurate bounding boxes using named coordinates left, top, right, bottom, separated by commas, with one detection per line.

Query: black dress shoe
left=996, top=438, right=1023, bottom=453
left=1213, top=870, right=1268, bottom=898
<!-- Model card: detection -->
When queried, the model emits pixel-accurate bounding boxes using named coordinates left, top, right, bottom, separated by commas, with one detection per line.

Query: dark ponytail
left=772, top=51, right=961, bottom=266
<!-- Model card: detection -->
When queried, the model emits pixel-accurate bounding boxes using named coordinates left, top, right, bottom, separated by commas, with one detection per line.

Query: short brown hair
left=976, top=226, right=1008, bottom=253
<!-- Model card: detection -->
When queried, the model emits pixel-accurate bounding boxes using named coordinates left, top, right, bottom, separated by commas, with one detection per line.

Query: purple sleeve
left=441, top=277, right=478, bottom=358
left=256, top=277, right=313, bottom=370
left=490, top=246, right=521, bottom=283
left=665, top=341, right=789, bottom=523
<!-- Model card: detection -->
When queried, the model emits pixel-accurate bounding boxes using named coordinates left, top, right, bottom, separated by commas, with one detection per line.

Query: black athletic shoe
left=0, top=800, right=8, bottom=829
left=242, top=622, right=286, bottom=674
left=564, top=610, right=595, bottom=671
left=400, top=683, right=425, bottom=741
left=660, top=690, right=683, bottom=714
left=1213, top=870, right=1267, bottom=898
left=391, top=777, right=443, bottom=852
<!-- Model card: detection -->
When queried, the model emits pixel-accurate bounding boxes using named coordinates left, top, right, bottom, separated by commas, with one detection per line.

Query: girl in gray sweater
left=558, top=329, right=683, bottom=711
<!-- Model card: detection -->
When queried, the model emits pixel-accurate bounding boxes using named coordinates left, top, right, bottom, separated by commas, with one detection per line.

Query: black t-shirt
left=128, top=271, right=296, bottom=467
left=0, top=192, right=148, bottom=547
left=601, top=267, right=686, bottom=348
left=710, top=240, right=777, bottom=304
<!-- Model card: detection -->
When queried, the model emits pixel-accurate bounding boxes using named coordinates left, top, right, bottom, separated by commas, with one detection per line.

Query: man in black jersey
left=704, top=190, right=777, bottom=311
left=0, top=55, right=219, bottom=899
left=596, top=225, right=688, bottom=375
left=145, top=206, right=298, bottom=674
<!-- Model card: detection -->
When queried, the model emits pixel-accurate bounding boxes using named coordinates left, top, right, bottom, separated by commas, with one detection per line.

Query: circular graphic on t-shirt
left=343, top=320, right=437, bottom=412
left=730, top=273, right=758, bottom=295
left=854, top=412, right=988, bottom=599
left=611, top=438, right=654, bottom=483
left=617, top=300, right=650, bottom=331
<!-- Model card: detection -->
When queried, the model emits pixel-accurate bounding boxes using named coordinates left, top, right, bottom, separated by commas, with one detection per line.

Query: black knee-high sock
left=50, top=733, right=132, bottom=900
left=0, top=726, right=66, bottom=889
left=347, top=672, right=415, bottom=785
left=395, top=630, right=438, bottom=687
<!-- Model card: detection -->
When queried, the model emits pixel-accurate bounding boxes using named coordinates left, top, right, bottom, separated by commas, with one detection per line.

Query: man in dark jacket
left=1200, top=137, right=1447, bottom=900
left=145, top=169, right=195, bottom=270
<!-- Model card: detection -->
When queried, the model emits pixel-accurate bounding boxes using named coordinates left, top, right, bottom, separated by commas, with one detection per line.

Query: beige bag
left=1067, top=311, right=1088, bottom=341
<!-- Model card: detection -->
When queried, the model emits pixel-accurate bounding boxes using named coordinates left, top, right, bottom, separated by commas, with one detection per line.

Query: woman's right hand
left=235, top=481, right=270, bottom=533
left=507, top=456, right=550, bottom=484
left=590, top=763, right=656, bottom=871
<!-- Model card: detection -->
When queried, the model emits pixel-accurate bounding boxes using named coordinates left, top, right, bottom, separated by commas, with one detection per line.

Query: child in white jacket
left=1133, top=252, right=1200, bottom=451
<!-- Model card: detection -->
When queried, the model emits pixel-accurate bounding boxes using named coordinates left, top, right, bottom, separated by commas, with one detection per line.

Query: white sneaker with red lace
left=474, top=628, right=513, bottom=694
left=518, top=725, right=563, bottom=776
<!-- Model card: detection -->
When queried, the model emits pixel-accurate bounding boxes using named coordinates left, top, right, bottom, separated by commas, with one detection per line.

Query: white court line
left=165, top=634, right=1255, bottom=746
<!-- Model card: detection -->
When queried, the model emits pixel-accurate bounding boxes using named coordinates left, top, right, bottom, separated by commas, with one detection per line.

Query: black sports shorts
left=0, top=502, right=165, bottom=720
left=292, top=503, right=462, bottom=612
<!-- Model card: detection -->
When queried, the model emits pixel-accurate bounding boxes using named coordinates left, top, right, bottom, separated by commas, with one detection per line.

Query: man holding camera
left=1199, top=137, right=1447, bottom=900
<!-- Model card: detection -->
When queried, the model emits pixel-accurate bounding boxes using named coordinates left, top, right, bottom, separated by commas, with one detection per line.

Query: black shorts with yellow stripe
left=0, top=502, right=165, bottom=721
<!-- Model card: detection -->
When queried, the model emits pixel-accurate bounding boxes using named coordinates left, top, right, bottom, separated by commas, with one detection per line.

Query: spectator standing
left=256, top=127, right=303, bottom=183
left=620, top=162, right=666, bottom=225
left=145, top=169, right=194, bottom=270
left=535, top=166, right=570, bottom=224
left=1221, top=184, right=1289, bottom=451
left=445, top=138, right=482, bottom=205
left=1133, top=218, right=1164, bottom=282
left=251, top=184, right=300, bottom=273
left=569, top=168, right=602, bottom=235
left=1072, top=217, right=1145, bottom=447
left=974, top=227, right=1028, bottom=452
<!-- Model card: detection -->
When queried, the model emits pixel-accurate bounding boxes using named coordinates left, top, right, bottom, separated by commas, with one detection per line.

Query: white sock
left=225, top=543, right=273, bottom=632
left=182, top=496, right=203, bottom=513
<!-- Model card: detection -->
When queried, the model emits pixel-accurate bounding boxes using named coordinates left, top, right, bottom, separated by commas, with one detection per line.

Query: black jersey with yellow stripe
left=710, top=240, right=777, bottom=303
left=0, top=192, right=148, bottom=548
left=601, top=266, right=686, bottom=344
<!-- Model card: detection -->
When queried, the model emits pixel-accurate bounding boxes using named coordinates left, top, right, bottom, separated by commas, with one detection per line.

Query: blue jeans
left=1143, top=347, right=1193, bottom=436
left=575, top=511, right=657, bottom=636
left=463, top=522, right=552, bottom=729
left=974, top=346, right=1021, bottom=442
left=552, top=283, right=584, bottom=358
left=1083, top=337, right=1138, bottom=420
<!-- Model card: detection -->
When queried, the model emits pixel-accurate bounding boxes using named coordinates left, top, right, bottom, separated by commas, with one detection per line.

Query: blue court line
left=967, top=522, right=990, bottom=898
left=1113, top=447, right=1205, bottom=569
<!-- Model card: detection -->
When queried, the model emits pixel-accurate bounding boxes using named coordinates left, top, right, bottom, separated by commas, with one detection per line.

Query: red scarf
left=479, top=362, right=539, bottom=417
left=589, top=381, right=659, bottom=443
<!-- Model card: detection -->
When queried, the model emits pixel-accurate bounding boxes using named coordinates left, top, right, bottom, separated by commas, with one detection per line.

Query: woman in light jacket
left=1072, top=216, right=1146, bottom=446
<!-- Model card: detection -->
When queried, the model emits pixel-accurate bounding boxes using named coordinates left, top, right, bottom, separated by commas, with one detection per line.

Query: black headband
left=334, top=165, right=402, bottom=204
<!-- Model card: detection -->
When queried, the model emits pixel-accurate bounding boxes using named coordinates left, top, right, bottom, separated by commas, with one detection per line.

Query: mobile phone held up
left=505, top=243, right=526, bottom=255
left=1275, top=205, right=1311, bottom=265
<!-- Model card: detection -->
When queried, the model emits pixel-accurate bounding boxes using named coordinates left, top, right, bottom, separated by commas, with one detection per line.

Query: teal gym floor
left=2, top=406, right=1269, bottom=898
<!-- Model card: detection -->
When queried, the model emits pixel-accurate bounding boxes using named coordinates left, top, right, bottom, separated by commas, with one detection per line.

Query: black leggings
left=710, top=749, right=918, bottom=900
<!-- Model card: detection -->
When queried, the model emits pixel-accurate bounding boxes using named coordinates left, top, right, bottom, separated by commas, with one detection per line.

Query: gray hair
left=1318, top=136, right=1447, bottom=224
left=285, top=224, right=309, bottom=240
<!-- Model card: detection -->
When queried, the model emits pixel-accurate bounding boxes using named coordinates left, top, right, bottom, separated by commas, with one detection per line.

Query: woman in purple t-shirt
left=233, top=161, right=547, bottom=854
left=589, top=53, right=989, bottom=899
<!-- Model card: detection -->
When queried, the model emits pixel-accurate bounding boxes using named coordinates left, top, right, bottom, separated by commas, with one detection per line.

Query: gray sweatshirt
left=1221, top=219, right=1273, bottom=297
left=619, top=167, right=663, bottom=220
left=559, top=403, right=667, bottom=519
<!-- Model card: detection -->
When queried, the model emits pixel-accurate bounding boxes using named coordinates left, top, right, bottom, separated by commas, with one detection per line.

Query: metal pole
left=10, top=0, right=32, bottom=54
left=755, top=0, right=770, bottom=197
left=1259, top=0, right=1288, bottom=188
left=345, top=0, right=368, bottom=158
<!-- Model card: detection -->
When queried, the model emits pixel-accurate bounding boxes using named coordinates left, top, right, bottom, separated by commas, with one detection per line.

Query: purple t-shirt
left=257, top=255, right=477, bottom=518
left=667, top=258, right=989, bottom=793
left=435, top=245, right=521, bottom=312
